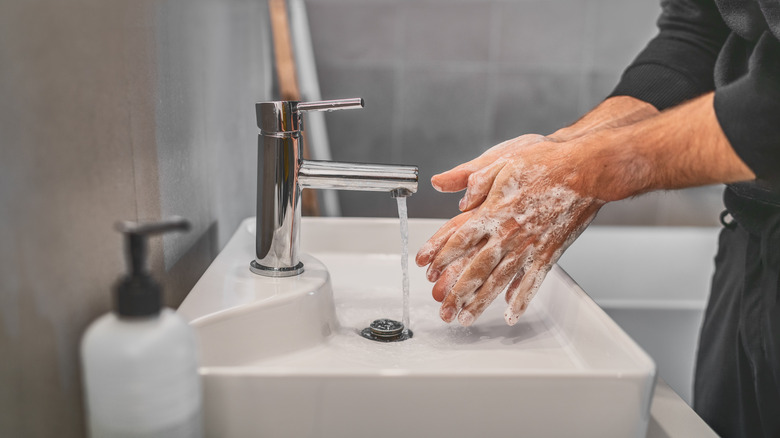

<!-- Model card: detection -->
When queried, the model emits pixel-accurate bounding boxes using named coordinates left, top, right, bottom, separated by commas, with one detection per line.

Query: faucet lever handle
left=296, top=98, right=364, bottom=113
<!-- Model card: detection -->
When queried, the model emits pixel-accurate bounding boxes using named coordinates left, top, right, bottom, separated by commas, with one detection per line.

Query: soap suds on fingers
left=420, top=154, right=605, bottom=327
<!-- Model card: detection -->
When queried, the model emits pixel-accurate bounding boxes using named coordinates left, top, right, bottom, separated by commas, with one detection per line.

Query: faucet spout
left=298, top=160, right=418, bottom=194
left=251, top=98, right=419, bottom=278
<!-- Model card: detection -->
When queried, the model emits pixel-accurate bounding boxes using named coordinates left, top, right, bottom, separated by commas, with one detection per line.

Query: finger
left=504, top=259, right=554, bottom=326
left=502, top=202, right=598, bottom=304
left=416, top=211, right=473, bottom=268
left=459, top=159, right=507, bottom=211
left=458, top=254, right=525, bottom=326
left=504, top=198, right=598, bottom=301
left=431, top=243, right=483, bottom=302
left=503, top=213, right=591, bottom=314
left=504, top=244, right=545, bottom=305
left=431, top=167, right=471, bottom=193
left=427, top=222, right=488, bottom=282
left=431, top=140, right=517, bottom=192
left=504, top=270, right=525, bottom=304
left=440, top=242, right=504, bottom=323
left=432, top=258, right=467, bottom=303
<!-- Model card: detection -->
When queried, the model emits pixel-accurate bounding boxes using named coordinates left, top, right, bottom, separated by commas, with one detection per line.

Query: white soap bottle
left=81, top=217, right=203, bottom=438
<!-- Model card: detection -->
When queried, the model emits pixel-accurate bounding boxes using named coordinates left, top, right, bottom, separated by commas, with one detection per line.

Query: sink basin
left=178, top=217, right=656, bottom=437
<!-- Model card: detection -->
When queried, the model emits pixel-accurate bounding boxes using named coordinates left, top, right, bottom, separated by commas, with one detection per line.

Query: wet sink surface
left=179, top=217, right=656, bottom=438
left=249, top=253, right=579, bottom=373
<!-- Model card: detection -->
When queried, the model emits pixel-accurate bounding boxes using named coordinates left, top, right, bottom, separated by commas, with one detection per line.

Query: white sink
left=179, top=217, right=656, bottom=438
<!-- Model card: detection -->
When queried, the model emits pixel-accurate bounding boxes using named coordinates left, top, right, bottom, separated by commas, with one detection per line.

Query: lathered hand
left=418, top=93, right=755, bottom=327
left=417, top=139, right=605, bottom=326
left=431, top=134, right=551, bottom=211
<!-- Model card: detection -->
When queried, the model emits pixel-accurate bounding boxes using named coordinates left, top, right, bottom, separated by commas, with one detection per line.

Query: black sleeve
left=609, top=0, right=730, bottom=110
left=714, top=34, right=780, bottom=188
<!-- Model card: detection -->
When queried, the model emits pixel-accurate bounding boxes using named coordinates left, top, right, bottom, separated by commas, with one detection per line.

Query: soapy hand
left=431, top=134, right=552, bottom=211
left=417, top=139, right=605, bottom=326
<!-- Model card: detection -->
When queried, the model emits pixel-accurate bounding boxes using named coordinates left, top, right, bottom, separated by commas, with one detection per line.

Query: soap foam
left=421, top=150, right=605, bottom=327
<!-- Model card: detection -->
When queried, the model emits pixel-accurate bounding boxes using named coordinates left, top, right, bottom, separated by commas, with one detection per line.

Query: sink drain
left=360, top=318, right=413, bottom=342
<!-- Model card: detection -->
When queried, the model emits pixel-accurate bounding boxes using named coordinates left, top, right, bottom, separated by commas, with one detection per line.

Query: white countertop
left=649, top=379, right=717, bottom=438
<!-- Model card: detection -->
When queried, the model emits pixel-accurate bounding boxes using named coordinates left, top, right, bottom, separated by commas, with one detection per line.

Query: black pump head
left=114, top=217, right=191, bottom=317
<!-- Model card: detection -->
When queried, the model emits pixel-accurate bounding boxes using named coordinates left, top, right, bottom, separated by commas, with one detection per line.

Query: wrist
left=569, top=129, right=653, bottom=202
left=549, top=96, right=659, bottom=143
left=547, top=126, right=578, bottom=143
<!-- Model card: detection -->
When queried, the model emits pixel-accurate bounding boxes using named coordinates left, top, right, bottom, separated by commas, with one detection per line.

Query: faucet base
left=249, top=260, right=304, bottom=277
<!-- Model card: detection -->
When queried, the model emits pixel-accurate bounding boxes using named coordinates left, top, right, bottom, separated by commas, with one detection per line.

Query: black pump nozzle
left=114, top=217, right=191, bottom=317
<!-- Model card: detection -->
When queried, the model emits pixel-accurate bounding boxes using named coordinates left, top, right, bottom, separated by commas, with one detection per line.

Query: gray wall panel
left=0, top=0, right=270, bottom=436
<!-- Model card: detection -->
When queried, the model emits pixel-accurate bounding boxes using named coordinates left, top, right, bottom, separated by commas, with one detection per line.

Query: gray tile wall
left=0, top=0, right=270, bottom=436
left=307, top=0, right=725, bottom=226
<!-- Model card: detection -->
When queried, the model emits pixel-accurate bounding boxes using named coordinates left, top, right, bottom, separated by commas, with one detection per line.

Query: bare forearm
left=576, top=92, right=755, bottom=202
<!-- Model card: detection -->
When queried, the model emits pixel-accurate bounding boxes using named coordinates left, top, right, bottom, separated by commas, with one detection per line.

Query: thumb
left=431, top=168, right=470, bottom=192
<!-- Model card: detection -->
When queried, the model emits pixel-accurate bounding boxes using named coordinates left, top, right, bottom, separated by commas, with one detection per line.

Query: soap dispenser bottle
left=81, top=217, right=203, bottom=438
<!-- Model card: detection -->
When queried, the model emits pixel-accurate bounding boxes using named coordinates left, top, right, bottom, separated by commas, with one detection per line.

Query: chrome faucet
left=251, top=98, right=418, bottom=277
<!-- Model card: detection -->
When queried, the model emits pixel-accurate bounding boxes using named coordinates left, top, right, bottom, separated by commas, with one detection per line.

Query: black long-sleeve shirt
left=610, top=0, right=780, bottom=203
